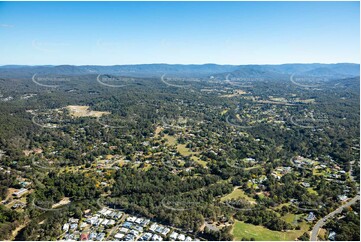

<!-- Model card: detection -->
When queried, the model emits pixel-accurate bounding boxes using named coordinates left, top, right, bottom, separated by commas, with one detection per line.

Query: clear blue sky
left=0, top=1, right=359, bottom=65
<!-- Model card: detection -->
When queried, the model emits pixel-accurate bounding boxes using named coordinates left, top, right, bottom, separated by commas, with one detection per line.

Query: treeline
left=234, top=208, right=293, bottom=231
left=0, top=205, right=21, bottom=240
left=18, top=200, right=99, bottom=241
left=33, top=172, right=102, bottom=205
left=200, top=226, right=233, bottom=241
left=107, top=166, right=233, bottom=232
left=0, top=170, right=18, bottom=200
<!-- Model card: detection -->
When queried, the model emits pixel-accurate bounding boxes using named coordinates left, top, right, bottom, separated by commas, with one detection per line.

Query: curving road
left=310, top=158, right=360, bottom=241
left=310, top=195, right=360, bottom=241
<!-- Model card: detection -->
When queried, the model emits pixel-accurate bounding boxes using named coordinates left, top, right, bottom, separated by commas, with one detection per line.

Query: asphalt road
left=310, top=195, right=360, bottom=241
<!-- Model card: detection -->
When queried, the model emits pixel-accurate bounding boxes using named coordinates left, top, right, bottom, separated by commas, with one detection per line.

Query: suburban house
left=328, top=231, right=336, bottom=241
left=13, top=188, right=28, bottom=198
left=306, top=212, right=316, bottom=222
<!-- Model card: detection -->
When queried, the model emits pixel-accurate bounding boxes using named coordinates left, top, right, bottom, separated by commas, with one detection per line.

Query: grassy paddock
left=232, top=220, right=307, bottom=241
left=221, top=187, right=255, bottom=203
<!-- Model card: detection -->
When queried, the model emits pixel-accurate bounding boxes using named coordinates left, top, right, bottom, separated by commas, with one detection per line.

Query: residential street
left=310, top=195, right=360, bottom=241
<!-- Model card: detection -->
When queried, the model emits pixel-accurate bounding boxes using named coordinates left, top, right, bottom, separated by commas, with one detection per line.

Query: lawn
left=141, top=163, right=152, bottom=171
left=191, top=156, right=207, bottom=167
left=164, top=134, right=177, bottom=146
left=177, top=143, right=193, bottom=156
left=274, top=202, right=290, bottom=210
left=154, top=126, right=163, bottom=138
left=312, top=168, right=326, bottom=176
left=307, top=187, right=318, bottom=195
left=232, top=220, right=308, bottom=241
left=221, top=109, right=229, bottom=115
left=281, top=213, right=299, bottom=224
left=318, top=228, right=327, bottom=240
left=246, top=182, right=259, bottom=189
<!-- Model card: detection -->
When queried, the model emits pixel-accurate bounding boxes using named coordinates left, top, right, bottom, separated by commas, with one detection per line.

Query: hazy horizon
left=1, top=62, right=360, bottom=67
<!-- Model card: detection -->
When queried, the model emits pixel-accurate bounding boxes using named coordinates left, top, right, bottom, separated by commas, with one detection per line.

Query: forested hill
left=0, top=63, right=359, bottom=78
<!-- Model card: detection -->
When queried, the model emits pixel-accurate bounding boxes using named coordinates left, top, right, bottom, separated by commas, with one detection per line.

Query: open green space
left=232, top=220, right=308, bottom=241
left=221, top=187, right=255, bottom=203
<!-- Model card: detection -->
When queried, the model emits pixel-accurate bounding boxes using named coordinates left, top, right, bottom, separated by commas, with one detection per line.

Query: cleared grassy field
left=177, top=143, right=193, bottom=156
left=66, top=105, right=110, bottom=117
left=164, top=134, right=205, bottom=167
left=232, top=220, right=307, bottom=241
left=164, top=134, right=177, bottom=146
left=154, top=126, right=163, bottom=137
left=221, top=187, right=255, bottom=203
left=191, top=156, right=207, bottom=167
left=281, top=213, right=300, bottom=224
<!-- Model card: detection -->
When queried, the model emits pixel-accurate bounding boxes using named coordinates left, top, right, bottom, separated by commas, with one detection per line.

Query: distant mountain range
left=0, top=63, right=359, bottom=79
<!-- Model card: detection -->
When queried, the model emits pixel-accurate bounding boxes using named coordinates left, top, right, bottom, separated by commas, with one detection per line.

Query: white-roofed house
left=178, top=234, right=186, bottom=241
left=185, top=236, right=192, bottom=241
left=152, top=234, right=163, bottom=241
left=102, top=219, right=109, bottom=226
left=126, top=216, right=137, bottom=222
left=161, top=227, right=170, bottom=236
left=63, top=223, right=70, bottom=232
left=118, top=227, right=129, bottom=234
left=149, top=223, right=158, bottom=232
left=114, top=233, right=125, bottom=240
left=169, top=232, right=178, bottom=240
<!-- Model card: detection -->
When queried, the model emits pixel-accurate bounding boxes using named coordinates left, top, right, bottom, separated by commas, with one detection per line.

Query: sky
left=0, top=1, right=359, bottom=65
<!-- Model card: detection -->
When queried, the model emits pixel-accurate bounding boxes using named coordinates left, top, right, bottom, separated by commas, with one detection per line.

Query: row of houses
left=61, top=207, right=198, bottom=241
left=63, top=214, right=109, bottom=241
left=112, top=213, right=195, bottom=241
